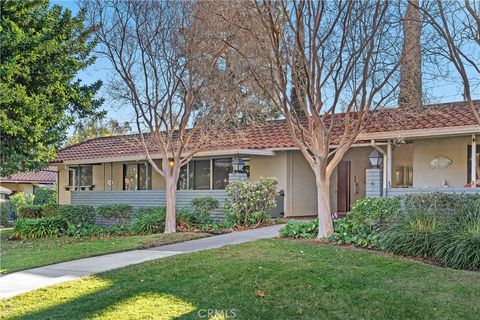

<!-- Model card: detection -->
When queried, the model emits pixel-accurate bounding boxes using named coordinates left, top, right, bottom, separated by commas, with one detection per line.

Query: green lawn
left=0, top=228, right=209, bottom=274
left=1, top=239, right=479, bottom=320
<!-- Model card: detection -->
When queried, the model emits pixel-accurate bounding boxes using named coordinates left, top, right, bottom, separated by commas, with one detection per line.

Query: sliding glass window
left=123, top=163, right=152, bottom=190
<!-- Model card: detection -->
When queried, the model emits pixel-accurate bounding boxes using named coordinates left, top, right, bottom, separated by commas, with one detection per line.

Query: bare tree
left=399, top=0, right=423, bottom=108
left=416, top=0, right=480, bottom=124
left=84, top=0, right=244, bottom=233
left=217, top=0, right=402, bottom=238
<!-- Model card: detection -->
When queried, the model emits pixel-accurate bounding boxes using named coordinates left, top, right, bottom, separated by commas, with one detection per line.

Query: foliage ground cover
left=1, top=239, right=479, bottom=320
left=0, top=228, right=208, bottom=274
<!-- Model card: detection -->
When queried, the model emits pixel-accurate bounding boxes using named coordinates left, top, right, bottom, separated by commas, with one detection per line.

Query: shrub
left=14, top=216, right=67, bottom=239
left=280, top=219, right=318, bottom=239
left=10, top=192, right=35, bottom=216
left=33, top=187, right=57, bottom=205
left=0, top=202, right=11, bottom=226
left=434, top=201, right=480, bottom=270
left=191, top=197, right=219, bottom=223
left=59, top=205, right=96, bottom=226
left=332, top=218, right=380, bottom=247
left=380, top=210, right=441, bottom=258
left=130, top=207, right=166, bottom=234
left=96, top=204, right=132, bottom=226
left=330, top=197, right=401, bottom=247
left=402, top=193, right=480, bottom=215
left=224, top=177, right=277, bottom=227
left=42, top=203, right=61, bottom=217
left=105, top=225, right=130, bottom=236
left=17, top=205, right=44, bottom=219
left=66, top=223, right=103, bottom=237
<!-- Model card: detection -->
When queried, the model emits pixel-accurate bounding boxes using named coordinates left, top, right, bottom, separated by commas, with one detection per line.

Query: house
left=51, top=101, right=480, bottom=218
left=0, top=167, right=57, bottom=199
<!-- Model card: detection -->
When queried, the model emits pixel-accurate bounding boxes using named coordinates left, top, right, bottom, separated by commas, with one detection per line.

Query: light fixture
left=169, top=159, right=174, bottom=168
left=369, top=150, right=383, bottom=169
left=232, top=155, right=245, bottom=173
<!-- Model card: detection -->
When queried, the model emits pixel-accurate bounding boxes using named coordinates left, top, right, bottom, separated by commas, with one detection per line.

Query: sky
left=52, top=0, right=478, bottom=133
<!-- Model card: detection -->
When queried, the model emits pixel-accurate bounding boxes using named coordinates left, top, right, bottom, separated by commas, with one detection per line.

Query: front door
left=337, top=161, right=351, bottom=213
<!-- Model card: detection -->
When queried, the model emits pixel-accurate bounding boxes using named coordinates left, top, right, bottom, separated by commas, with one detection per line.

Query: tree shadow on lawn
left=3, top=240, right=480, bottom=320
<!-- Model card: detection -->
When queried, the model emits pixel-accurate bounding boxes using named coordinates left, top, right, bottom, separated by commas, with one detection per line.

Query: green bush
left=380, top=210, right=441, bottom=258
left=33, top=187, right=57, bottom=205
left=59, top=205, right=96, bottom=226
left=96, top=204, right=132, bottom=226
left=66, top=223, right=103, bottom=237
left=402, top=193, right=480, bottom=214
left=42, top=203, right=61, bottom=217
left=280, top=220, right=318, bottom=239
left=434, top=201, right=480, bottom=270
left=9, top=192, right=35, bottom=216
left=105, top=225, right=130, bottom=236
left=330, top=197, right=401, bottom=247
left=130, top=207, right=166, bottom=234
left=17, top=205, right=44, bottom=219
left=177, top=197, right=220, bottom=227
left=1, top=202, right=12, bottom=226
left=14, top=216, right=67, bottom=239
left=224, top=177, right=277, bottom=227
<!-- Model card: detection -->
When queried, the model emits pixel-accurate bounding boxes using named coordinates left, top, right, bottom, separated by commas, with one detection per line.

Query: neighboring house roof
left=0, top=167, right=57, bottom=184
left=52, top=101, right=480, bottom=164
left=0, top=186, right=12, bottom=195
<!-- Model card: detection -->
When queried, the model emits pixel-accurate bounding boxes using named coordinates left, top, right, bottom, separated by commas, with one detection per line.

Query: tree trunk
left=164, top=178, right=177, bottom=233
left=315, top=167, right=334, bottom=240
left=399, top=0, right=422, bottom=108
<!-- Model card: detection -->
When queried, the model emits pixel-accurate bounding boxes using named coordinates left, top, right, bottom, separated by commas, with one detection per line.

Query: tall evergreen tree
left=0, top=0, right=103, bottom=176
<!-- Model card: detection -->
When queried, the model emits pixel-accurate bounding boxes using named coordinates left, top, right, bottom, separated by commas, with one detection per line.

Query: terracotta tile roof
left=0, top=167, right=57, bottom=184
left=52, top=101, right=480, bottom=163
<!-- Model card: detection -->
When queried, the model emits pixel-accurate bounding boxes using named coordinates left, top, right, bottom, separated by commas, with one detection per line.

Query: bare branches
left=415, top=0, right=480, bottom=124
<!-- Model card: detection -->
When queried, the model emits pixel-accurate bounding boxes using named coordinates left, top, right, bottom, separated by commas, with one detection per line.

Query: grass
left=0, top=228, right=209, bottom=274
left=1, top=239, right=479, bottom=320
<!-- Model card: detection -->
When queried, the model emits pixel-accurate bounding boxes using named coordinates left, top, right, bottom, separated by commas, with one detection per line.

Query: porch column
left=387, top=140, right=393, bottom=188
left=472, top=134, right=477, bottom=187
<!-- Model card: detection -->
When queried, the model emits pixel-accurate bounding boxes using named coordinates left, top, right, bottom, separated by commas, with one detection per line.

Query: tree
left=415, top=0, right=480, bottom=124
left=220, top=0, right=402, bottom=238
left=399, top=0, right=423, bottom=109
left=84, top=0, right=247, bottom=233
left=66, top=117, right=131, bottom=145
left=0, top=0, right=103, bottom=176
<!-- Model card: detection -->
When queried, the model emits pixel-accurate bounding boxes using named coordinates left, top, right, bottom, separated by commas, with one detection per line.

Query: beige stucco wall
left=0, top=182, right=34, bottom=194
left=413, top=136, right=470, bottom=188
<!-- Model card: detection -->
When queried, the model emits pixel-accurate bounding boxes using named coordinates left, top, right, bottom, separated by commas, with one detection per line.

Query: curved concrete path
left=0, top=224, right=283, bottom=299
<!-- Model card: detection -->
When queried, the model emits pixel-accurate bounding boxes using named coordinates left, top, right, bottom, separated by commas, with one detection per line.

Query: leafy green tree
left=0, top=0, right=103, bottom=176
left=66, top=117, right=131, bottom=145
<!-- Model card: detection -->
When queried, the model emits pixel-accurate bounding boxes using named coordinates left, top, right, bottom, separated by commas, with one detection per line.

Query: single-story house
left=51, top=101, right=480, bottom=218
left=0, top=167, right=57, bottom=199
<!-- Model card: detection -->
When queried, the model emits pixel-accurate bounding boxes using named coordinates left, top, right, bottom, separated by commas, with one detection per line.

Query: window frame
left=68, top=165, right=93, bottom=189
left=123, top=163, right=152, bottom=190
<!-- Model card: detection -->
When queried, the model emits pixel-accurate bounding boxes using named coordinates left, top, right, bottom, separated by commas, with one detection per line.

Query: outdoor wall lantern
left=369, top=150, right=383, bottom=169
left=232, top=155, right=245, bottom=173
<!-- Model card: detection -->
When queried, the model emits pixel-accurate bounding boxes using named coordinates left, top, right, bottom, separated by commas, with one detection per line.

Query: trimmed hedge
left=96, top=204, right=132, bottom=226
left=59, top=205, right=96, bottom=226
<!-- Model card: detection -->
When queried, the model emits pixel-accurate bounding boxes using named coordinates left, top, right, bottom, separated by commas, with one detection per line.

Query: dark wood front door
left=337, top=161, right=351, bottom=213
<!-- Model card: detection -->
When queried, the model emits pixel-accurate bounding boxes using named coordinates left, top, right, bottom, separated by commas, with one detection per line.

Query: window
left=213, top=158, right=232, bottom=189
left=123, top=163, right=152, bottom=190
left=68, top=166, right=93, bottom=187
left=178, top=158, right=249, bottom=190
left=394, top=166, right=413, bottom=187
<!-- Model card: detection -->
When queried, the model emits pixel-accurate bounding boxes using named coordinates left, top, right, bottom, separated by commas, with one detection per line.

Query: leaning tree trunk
left=164, top=178, right=177, bottom=233
left=314, top=165, right=334, bottom=240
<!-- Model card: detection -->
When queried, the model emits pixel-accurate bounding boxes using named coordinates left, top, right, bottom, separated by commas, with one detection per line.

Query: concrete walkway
left=0, top=224, right=283, bottom=299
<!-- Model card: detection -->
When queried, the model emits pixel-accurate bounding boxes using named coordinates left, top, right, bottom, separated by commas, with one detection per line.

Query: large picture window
left=178, top=158, right=248, bottom=190
left=69, top=166, right=93, bottom=187
left=123, top=163, right=152, bottom=190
